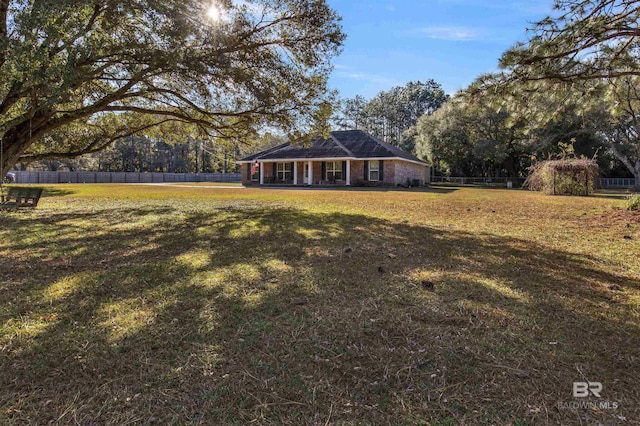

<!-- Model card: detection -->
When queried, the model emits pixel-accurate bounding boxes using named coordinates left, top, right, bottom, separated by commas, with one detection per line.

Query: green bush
left=628, top=194, right=640, bottom=211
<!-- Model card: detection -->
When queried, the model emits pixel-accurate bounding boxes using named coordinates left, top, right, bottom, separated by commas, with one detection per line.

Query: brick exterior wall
left=241, top=163, right=259, bottom=186
left=350, top=160, right=426, bottom=186
left=241, top=163, right=249, bottom=185
left=349, top=161, right=364, bottom=186
left=388, top=160, right=428, bottom=186
left=295, top=162, right=303, bottom=185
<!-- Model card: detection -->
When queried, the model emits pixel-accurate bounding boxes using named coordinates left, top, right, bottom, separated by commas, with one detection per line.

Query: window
left=326, top=161, right=343, bottom=181
left=250, top=162, right=259, bottom=181
left=277, top=162, right=292, bottom=181
left=369, top=160, right=380, bottom=181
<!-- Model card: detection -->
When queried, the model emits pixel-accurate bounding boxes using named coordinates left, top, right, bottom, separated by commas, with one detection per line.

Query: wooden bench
left=0, top=187, right=44, bottom=210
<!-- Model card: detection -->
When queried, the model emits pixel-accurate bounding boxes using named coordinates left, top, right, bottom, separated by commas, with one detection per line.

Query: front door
left=303, top=164, right=309, bottom=184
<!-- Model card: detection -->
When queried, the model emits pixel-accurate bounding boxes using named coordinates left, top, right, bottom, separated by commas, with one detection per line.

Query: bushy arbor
left=525, top=159, right=600, bottom=196
left=0, top=0, right=344, bottom=176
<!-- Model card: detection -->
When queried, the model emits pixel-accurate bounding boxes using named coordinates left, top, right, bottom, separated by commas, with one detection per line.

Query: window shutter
left=247, top=163, right=250, bottom=177
left=379, top=160, right=384, bottom=181
left=322, top=161, right=326, bottom=180
left=291, top=162, right=294, bottom=181
left=341, top=161, right=346, bottom=179
left=364, top=161, right=369, bottom=181
left=272, top=163, right=276, bottom=178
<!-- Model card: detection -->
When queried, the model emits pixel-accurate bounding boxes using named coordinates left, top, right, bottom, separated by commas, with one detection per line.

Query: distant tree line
left=95, top=137, right=241, bottom=173
left=334, top=81, right=448, bottom=152
left=17, top=132, right=293, bottom=174
left=18, top=137, right=240, bottom=174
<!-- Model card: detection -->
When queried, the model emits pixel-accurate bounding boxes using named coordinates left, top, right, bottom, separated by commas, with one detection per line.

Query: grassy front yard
left=1, top=184, right=639, bottom=424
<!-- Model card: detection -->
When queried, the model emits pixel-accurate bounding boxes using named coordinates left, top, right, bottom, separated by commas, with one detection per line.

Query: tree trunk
left=505, top=153, right=518, bottom=178
left=1, top=133, right=32, bottom=178
left=605, top=139, right=640, bottom=191
left=2, top=111, right=52, bottom=177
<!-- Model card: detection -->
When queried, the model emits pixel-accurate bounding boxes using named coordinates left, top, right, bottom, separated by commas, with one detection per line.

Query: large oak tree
left=0, top=0, right=344, bottom=176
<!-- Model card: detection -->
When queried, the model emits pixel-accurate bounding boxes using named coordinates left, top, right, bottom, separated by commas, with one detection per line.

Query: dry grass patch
left=0, top=184, right=638, bottom=425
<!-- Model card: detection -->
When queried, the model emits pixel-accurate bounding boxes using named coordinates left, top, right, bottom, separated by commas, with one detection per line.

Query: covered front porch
left=250, top=160, right=354, bottom=186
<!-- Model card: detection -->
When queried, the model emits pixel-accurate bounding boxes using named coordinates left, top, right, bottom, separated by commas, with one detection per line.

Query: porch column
left=293, top=161, right=298, bottom=185
left=259, top=161, right=264, bottom=185
left=308, top=160, right=313, bottom=185
left=346, top=160, right=351, bottom=186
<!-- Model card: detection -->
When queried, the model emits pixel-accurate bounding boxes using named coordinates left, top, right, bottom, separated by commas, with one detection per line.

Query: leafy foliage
left=500, top=0, right=640, bottom=81
left=0, top=0, right=345, bottom=175
left=414, top=84, right=605, bottom=178
left=627, top=194, right=640, bottom=211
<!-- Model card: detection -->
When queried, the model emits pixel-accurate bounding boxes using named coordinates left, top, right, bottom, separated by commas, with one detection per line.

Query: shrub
left=628, top=194, right=640, bottom=211
left=524, top=159, right=600, bottom=196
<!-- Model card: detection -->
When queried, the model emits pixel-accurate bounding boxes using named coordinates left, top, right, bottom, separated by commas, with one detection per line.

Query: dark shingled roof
left=240, top=130, right=426, bottom=164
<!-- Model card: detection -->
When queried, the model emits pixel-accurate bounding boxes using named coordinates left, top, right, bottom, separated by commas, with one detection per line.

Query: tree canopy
left=415, top=89, right=532, bottom=178
left=415, top=74, right=622, bottom=179
left=0, top=0, right=345, bottom=176
left=335, top=80, right=447, bottom=151
left=500, top=0, right=640, bottom=82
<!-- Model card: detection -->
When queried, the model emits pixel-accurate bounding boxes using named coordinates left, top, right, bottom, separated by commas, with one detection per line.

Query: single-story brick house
left=239, top=130, right=430, bottom=187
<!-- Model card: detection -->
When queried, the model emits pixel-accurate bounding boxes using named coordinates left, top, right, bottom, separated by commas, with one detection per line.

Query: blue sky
left=326, top=0, right=555, bottom=99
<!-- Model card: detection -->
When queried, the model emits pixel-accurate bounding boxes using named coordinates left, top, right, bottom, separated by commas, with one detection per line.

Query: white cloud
left=334, top=70, right=400, bottom=86
left=410, top=26, right=481, bottom=41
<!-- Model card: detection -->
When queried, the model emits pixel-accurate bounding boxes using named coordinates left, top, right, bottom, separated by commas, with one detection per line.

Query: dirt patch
left=594, top=208, right=640, bottom=225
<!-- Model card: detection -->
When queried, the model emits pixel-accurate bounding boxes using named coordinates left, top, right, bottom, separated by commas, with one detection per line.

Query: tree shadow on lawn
left=590, top=190, right=636, bottom=200
left=257, top=185, right=459, bottom=194
left=0, top=186, right=77, bottom=199
left=41, top=187, right=77, bottom=198
left=0, top=205, right=639, bottom=425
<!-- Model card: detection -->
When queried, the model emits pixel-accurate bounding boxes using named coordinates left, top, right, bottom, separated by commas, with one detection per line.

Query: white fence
left=431, top=176, right=526, bottom=187
left=599, top=178, right=637, bottom=189
left=11, top=171, right=241, bottom=184
left=431, top=176, right=637, bottom=189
